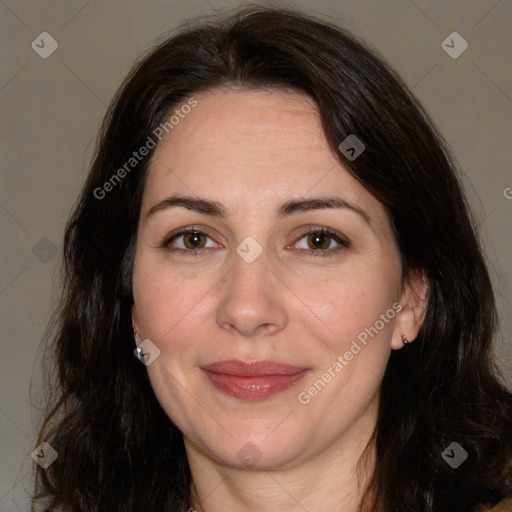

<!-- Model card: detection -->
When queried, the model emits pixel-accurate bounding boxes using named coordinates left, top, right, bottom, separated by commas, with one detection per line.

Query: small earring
left=402, top=335, right=410, bottom=345
left=133, top=329, right=142, bottom=345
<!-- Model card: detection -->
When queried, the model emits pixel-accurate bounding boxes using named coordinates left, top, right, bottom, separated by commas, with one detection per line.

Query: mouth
left=200, top=360, right=311, bottom=401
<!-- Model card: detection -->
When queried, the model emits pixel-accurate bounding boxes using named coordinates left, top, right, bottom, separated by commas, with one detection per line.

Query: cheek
left=298, top=261, right=400, bottom=352
left=132, top=256, right=212, bottom=340
left=297, top=269, right=399, bottom=417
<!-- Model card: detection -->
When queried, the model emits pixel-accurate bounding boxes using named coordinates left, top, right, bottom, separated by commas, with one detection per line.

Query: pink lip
left=201, top=360, right=310, bottom=401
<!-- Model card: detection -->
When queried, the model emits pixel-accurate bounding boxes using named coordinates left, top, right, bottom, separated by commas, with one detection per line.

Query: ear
left=391, top=268, right=429, bottom=350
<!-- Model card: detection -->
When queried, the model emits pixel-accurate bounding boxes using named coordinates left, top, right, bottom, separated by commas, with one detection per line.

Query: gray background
left=0, top=0, right=511, bottom=509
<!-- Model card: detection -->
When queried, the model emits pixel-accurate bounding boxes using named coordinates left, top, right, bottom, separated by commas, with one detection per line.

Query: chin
left=199, top=428, right=312, bottom=470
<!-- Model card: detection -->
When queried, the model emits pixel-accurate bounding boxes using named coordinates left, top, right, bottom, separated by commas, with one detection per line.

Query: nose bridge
left=216, top=237, right=287, bottom=336
left=229, top=236, right=271, bottom=300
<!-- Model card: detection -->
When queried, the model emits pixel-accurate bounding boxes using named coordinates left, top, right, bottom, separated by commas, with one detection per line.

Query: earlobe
left=391, top=269, right=429, bottom=350
left=391, top=306, right=417, bottom=350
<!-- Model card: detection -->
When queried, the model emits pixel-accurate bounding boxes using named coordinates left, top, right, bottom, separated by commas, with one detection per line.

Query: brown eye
left=162, top=228, right=218, bottom=254
left=293, top=228, right=349, bottom=257
left=307, top=232, right=332, bottom=250
left=182, top=232, right=207, bottom=249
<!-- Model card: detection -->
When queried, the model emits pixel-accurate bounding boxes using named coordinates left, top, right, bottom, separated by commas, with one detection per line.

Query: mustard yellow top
left=475, top=498, right=512, bottom=512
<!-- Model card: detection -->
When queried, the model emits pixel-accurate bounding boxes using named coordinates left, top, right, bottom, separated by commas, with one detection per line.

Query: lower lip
left=201, top=369, right=309, bottom=400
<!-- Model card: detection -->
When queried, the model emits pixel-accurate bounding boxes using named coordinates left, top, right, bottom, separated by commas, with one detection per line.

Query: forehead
left=151, top=88, right=327, bottom=171
left=143, top=87, right=386, bottom=228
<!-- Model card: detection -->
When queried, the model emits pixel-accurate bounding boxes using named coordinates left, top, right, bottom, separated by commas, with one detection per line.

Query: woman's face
left=132, top=88, right=422, bottom=470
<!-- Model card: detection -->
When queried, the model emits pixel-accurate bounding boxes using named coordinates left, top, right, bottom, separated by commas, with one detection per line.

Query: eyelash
left=160, top=226, right=350, bottom=258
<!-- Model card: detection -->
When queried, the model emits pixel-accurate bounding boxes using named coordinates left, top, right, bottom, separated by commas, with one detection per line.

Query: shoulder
left=475, top=498, right=512, bottom=512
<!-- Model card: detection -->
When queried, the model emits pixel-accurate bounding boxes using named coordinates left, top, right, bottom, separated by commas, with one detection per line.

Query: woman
left=32, top=7, right=512, bottom=512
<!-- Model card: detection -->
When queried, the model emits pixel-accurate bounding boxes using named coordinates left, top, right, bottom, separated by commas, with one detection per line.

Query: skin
left=132, top=87, right=428, bottom=512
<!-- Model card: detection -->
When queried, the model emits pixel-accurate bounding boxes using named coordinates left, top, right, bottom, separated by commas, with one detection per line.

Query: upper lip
left=201, top=360, right=309, bottom=376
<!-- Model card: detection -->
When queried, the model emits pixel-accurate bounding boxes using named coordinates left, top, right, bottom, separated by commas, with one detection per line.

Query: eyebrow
left=146, top=194, right=372, bottom=226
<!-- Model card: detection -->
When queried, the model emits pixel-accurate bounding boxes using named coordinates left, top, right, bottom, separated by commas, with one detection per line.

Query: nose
left=216, top=245, right=288, bottom=338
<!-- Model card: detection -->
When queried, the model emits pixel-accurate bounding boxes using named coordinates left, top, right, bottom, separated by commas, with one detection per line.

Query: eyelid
left=288, top=226, right=350, bottom=256
left=160, top=225, right=221, bottom=249
left=292, top=225, right=349, bottom=245
left=160, top=225, right=350, bottom=256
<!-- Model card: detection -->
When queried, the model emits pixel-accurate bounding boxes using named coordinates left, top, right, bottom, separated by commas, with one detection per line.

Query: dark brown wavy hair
left=31, top=6, right=512, bottom=512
